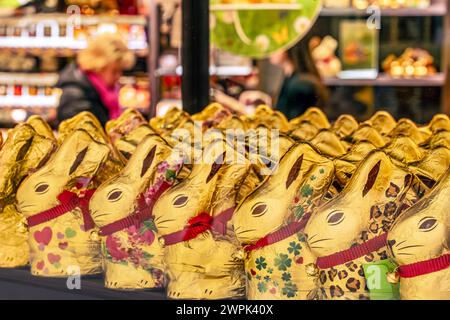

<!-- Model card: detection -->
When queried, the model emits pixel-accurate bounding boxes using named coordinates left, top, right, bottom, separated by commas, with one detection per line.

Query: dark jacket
left=56, top=63, right=110, bottom=126
left=276, top=73, right=319, bottom=120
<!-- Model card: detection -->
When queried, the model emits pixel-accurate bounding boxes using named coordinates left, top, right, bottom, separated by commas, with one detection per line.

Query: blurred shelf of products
left=0, top=0, right=152, bottom=127
left=0, top=0, right=449, bottom=127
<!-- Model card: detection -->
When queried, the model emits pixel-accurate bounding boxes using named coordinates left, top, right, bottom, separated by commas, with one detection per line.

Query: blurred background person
left=270, top=37, right=328, bottom=120
left=56, top=33, right=135, bottom=126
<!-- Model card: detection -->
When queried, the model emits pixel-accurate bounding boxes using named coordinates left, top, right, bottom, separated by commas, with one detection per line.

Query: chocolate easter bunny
left=332, top=114, right=359, bottom=138
left=150, top=107, right=191, bottom=137
left=16, top=129, right=110, bottom=276
left=232, top=142, right=335, bottom=300
left=106, top=108, right=148, bottom=136
left=191, top=103, right=234, bottom=130
left=153, top=139, right=249, bottom=299
left=333, top=141, right=377, bottom=186
left=106, top=108, right=156, bottom=160
left=289, top=121, right=319, bottom=141
left=351, top=124, right=389, bottom=148
left=421, top=130, right=450, bottom=150
left=409, top=147, right=450, bottom=185
left=289, top=107, right=330, bottom=130
left=90, top=134, right=183, bottom=289
left=364, top=111, right=397, bottom=136
left=251, top=105, right=289, bottom=131
left=310, top=129, right=348, bottom=158
left=383, top=136, right=425, bottom=165
left=304, top=151, right=423, bottom=300
left=426, top=114, right=450, bottom=133
left=0, top=124, right=56, bottom=267
left=26, top=115, right=55, bottom=140
left=58, top=111, right=109, bottom=144
left=387, top=168, right=449, bottom=300
left=389, top=118, right=430, bottom=145
left=57, top=111, right=125, bottom=182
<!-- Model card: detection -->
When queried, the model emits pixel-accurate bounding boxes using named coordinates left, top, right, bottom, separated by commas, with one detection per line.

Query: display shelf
left=156, top=65, right=253, bottom=77
left=0, top=96, right=59, bottom=108
left=0, top=13, right=147, bottom=26
left=0, top=72, right=58, bottom=86
left=210, top=3, right=303, bottom=11
left=320, top=1, right=447, bottom=17
left=323, top=73, right=446, bottom=87
left=0, top=267, right=166, bottom=300
left=0, top=13, right=148, bottom=55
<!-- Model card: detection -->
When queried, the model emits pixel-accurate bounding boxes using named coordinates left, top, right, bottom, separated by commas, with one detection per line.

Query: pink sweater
left=86, top=71, right=121, bottom=120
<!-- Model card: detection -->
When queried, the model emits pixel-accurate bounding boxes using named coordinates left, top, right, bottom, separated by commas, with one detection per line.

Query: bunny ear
left=15, top=138, right=33, bottom=162
left=206, top=152, right=225, bottom=183
left=362, top=160, right=381, bottom=197
left=140, top=145, right=157, bottom=178
left=69, top=146, right=89, bottom=175
left=286, top=154, right=303, bottom=189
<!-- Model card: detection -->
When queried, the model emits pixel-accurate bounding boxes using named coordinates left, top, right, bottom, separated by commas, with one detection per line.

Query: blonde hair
left=77, top=33, right=136, bottom=72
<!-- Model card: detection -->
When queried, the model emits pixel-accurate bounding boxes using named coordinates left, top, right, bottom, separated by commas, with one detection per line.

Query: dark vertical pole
left=148, top=1, right=160, bottom=118
left=182, top=0, right=210, bottom=114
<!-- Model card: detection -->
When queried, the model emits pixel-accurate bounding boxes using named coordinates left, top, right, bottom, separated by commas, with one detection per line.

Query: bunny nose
left=388, top=239, right=396, bottom=248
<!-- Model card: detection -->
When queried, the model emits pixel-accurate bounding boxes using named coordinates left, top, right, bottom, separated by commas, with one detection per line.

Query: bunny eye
left=173, top=194, right=188, bottom=208
left=251, top=203, right=267, bottom=217
left=327, top=211, right=345, bottom=225
left=418, top=217, right=438, bottom=232
left=107, top=189, right=123, bottom=202
left=34, top=183, right=49, bottom=194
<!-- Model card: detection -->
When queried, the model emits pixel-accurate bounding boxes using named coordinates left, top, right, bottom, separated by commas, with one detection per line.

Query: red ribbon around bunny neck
left=315, top=233, right=388, bottom=269
left=98, top=181, right=173, bottom=236
left=244, top=211, right=312, bottom=252
left=26, top=186, right=96, bottom=231
left=397, top=254, right=449, bottom=278
left=161, top=206, right=235, bottom=246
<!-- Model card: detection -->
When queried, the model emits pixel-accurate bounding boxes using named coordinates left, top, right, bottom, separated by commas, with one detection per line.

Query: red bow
left=99, top=181, right=173, bottom=236
left=162, top=207, right=235, bottom=246
left=27, top=189, right=96, bottom=231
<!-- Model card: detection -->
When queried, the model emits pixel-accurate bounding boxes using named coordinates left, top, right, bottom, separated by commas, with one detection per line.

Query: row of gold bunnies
left=0, top=104, right=448, bottom=300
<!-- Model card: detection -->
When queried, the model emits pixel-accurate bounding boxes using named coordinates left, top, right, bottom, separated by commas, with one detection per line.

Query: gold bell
left=89, top=230, right=99, bottom=241
left=232, top=249, right=244, bottom=261
left=386, top=271, right=400, bottom=284
left=17, top=219, right=28, bottom=233
left=158, top=237, right=165, bottom=247
left=305, top=263, right=319, bottom=277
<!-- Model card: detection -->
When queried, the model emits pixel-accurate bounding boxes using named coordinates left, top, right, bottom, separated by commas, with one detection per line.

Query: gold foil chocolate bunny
left=57, top=111, right=125, bottom=183
left=364, top=111, right=397, bottom=136
left=90, top=134, right=183, bottom=289
left=153, top=139, right=249, bottom=299
left=150, top=107, right=191, bottom=137
left=106, top=108, right=157, bottom=160
left=289, top=107, right=330, bottom=131
left=289, top=121, right=319, bottom=141
left=26, top=115, right=55, bottom=140
left=387, top=168, right=450, bottom=300
left=426, top=114, right=450, bottom=134
left=16, top=129, right=110, bottom=276
left=304, top=151, right=423, bottom=300
left=0, top=124, right=56, bottom=268
left=331, top=141, right=377, bottom=195
left=421, top=130, right=450, bottom=150
left=232, top=142, right=335, bottom=300
left=409, top=147, right=450, bottom=186
left=351, top=124, right=389, bottom=148
left=310, top=129, right=349, bottom=158
left=332, top=114, right=359, bottom=138
left=389, top=118, right=430, bottom=145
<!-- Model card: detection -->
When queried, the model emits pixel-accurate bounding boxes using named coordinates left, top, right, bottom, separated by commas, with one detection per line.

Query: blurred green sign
left=210, top=0, right=322, bottom=59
